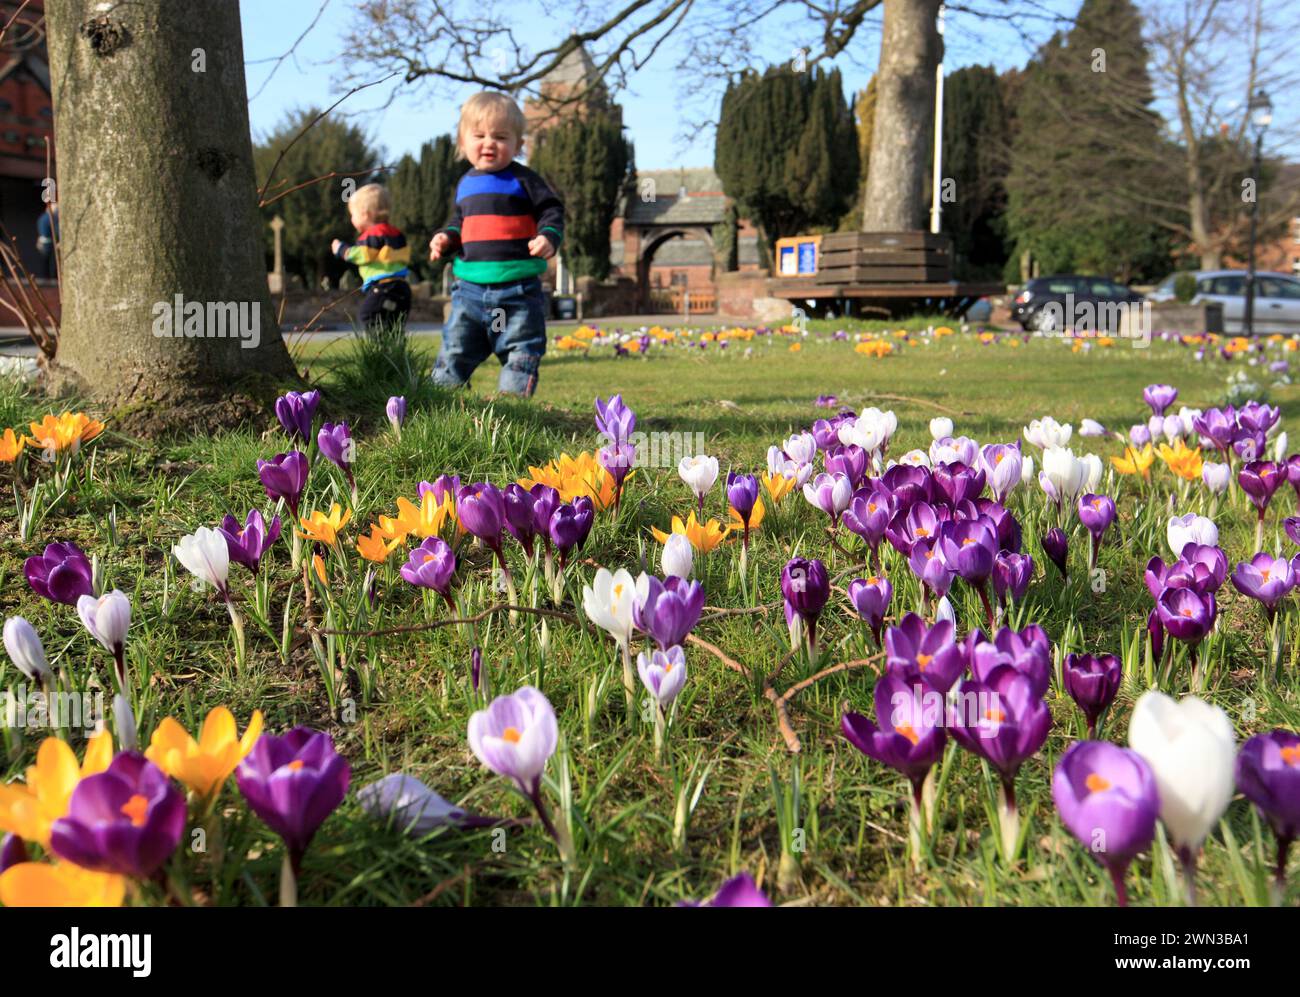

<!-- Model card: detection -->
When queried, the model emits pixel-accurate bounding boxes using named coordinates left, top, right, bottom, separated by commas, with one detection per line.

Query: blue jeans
left=432, top=277, right=547, bottom=396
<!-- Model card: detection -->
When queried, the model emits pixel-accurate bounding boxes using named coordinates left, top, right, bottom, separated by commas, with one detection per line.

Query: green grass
left=1, top=318, right=1298, bottom=907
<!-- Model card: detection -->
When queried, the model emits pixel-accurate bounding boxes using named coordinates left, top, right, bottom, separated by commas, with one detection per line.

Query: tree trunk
left=861, top=0, right=942, bottom=231
left=45, top=1, right=297, bottom=436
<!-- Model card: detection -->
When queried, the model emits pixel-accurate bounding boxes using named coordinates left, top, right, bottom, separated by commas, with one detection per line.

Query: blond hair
left=456, top=91, right=526, bottom=158
left=350, top=183, right=391, bottom=221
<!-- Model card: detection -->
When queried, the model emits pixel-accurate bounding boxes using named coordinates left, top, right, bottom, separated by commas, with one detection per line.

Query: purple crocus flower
left=885, top=500, right=947, bottom=557
left=1239, top=460, right=1285, bottom=515
left=1155, top=586, right=1216, bottom=680
left=218, top=510, right=282, bottom=573
left=781, top=557, right=829, bottom=653
left=802, top=471, right=852, bottom=528
left=938, top=519, right=997, bottom=585
left=1064, top=653, right=1122, bottom=737
left=949, top=667, right=1051, bottom=786
left=908, top=539, right=954, bottom=600
left=257, top=451, right=309, bottom=519
left=24, top=541, right=94, bottom=605
left=317, top=422, right=355, bottom=488
left=842, top=672, right=948, bottom=803
left=49, top=753, right=186, bottom=878
left=467, top=685, right=557, bottom=800
left=695, top=871, right=773, bottom=907
left=726, top=472, right=761, bottom=547
left=847, top=575, right=892, bottom=644
left=386, top=396, right=407, bottom=434
left=236, top=727, right=351, bottom=872
left=595, top=394, right=636, bottom=444
left=1236, top=730, right=1300, bottom=887
left=1192, top=407, right=1237, bottom=457
left=1231, top=552, right=1295, bottom=621
left=1052, top=740, right=1160, bottom=906
left=843, top=487, right=894, bottom=564
left=1238, top=400, right=1281, bottom=436
left=825, top=445, right=867, bottom=487
left=418, top=474, right=461, bottom=508
left=634, top=575, right=705, bottom=650
left=400, top=536, right=457, bottom=608
left=1179, top=543, right=1228, bottom=592
left=1041, top=527, right=1069, bottom=580
left=932, top=461, right=986, bottom=507
left=815, top=394, right=839, bottom=408
left=548, top=497, right=594, bottom=567
left=598, top=441, right=637, bottom=512
left=457, top=483, right=508, bottom=562
left=1287, top=516, right=1300, bottom=549
left=1077, top=493, right=1116, bottom=568
left=275, top=389, right=320, bottom=444
left=975, top=499, right=1023, bottom=555
left=992, top=551, right=1034, bottom=607
left=1143, top=384, right=1178, bottom=417
left=502, top=483, right=538, bottom=557
left=880, top=464, right=931, bottom=512
left=811, top=419, right=841, bottom=451
left=968, top=625, right=1053, bottom=699
left=884, top=613, right=966, bottom=693
left=1129, top=424, right=1152, bottom=448
left=979, top=443, right=1022, bottom=504
left=471, top=647, right=483, bottom=692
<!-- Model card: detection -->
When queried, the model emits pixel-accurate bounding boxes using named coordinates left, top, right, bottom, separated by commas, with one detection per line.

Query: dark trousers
left=360, top=279, right=411, bottom=331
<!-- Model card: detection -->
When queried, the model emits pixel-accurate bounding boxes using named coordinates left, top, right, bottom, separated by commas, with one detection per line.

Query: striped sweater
left=437, top=162, right=565, bottom=285
left=335, top=222, right=411, bottom=288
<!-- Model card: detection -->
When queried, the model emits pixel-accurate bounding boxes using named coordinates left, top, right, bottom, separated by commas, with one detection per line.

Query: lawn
left=1, top=317, right=1297, bottom=907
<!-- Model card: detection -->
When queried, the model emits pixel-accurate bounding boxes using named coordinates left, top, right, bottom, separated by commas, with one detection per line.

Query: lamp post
left=1244, top=89, right=1272, bottom=337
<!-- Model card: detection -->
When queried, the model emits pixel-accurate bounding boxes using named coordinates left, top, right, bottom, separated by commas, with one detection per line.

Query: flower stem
left=620, top=642, right=635, bottom=720
left=279, top=851, right=298, bottom=908
left=1179, top=845, right=1199, bottom=907
left=1275, top=834, right=1292, bottom=904
left=997, top=777, right=1020, bottom=864
left=1109, top=863, right=1130, bottom=907
left=226, top=598, right=246, bottom=672
left=907, top=777, right=925, bottom=871
left=530, top=788, right=576, bottom=868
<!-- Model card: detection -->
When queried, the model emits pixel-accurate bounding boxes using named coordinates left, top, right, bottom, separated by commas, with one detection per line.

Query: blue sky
left=241, top=0, right=1074, bottom=170
left=241, top=0, right=1294, bottom=170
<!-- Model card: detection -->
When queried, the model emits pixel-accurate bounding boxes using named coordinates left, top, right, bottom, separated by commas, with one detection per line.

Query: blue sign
left=798, top=240, right=817, bottom=274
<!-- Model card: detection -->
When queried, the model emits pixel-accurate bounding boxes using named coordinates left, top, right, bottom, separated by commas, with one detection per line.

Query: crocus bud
left=386, top=396, right=407, bottom=436
left=113, top=692, right=138, bottom=752
left=934, top=596, right=956, bottom=626
left=1201, top=462, right=1230, bottom=494
left=3, top=616, right=52, bottom=683
left=1041, top=528, right=1069, bottom=579
left=929, top=417, right=954, bottom=441
left=662, top=532, right=693, bottom=578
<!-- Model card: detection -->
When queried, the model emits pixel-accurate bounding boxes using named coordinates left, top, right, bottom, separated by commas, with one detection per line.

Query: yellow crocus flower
left=1110, top=444, right=1155, bottom=480
left=145, top=706, right=263, bottom=799
left=297, top=503, right=352, bottom=545
left=394, top=492, right=452, bottom=539
left=651, top=512, right=730, bottom=553
left=1157, top=439, right=1204, bottom=482
left=0, top=427, right=25, bottom=462
left=762, top=471, right=796, bottom=505
left=356, top=525, right=402, bottom=563
left=0, top=862, right=125, bottom=907
left=0, top=730, right=113, bottom=845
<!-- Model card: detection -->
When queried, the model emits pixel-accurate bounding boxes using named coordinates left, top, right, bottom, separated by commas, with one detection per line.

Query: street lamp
left=1244, top=89, right=1272, bottom=337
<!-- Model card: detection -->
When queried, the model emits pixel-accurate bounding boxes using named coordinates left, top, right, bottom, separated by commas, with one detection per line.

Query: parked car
left=1010, top=275, right=1144, bottom=332
left=1148, top=270, right=1300, bottom=334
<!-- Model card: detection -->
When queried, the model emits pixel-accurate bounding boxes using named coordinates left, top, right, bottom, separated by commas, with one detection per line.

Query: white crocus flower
left=76, top=590, right=131, bottom=658
left=1041, top=446, right=1087, bottom=503
left=1167, top=513, right=1218, bottom=557
left=782, top=433, right=817, bottom=465
left=662, top=533, right=693, bottom=579
left=3, top=616, right=52, bottom=684
left=1128, top=691, right=1236, bottom=901
left=678, top=454, right=719, bottom=501
left=929, top=417, right=954, bottom=441
left=173, top=526, right=231, bottom=596
left=1080, top=453, right=1103, bottom=494
left=1023, top=416, right=1072, bottom=450
left=582, top=568, right=637, bottom=649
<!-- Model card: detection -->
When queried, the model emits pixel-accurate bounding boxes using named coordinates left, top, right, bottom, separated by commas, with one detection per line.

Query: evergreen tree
left=252, top=108, right=380, bottom=288
left=1004, top=0, right=1176, bottom=281
left=716, top=66, right=860, bottom=258
left=940, top=65, right=1011, bottom=279
left=389, top=135, right=466, bottom=281
left=529, top=112, right=631, bottom=280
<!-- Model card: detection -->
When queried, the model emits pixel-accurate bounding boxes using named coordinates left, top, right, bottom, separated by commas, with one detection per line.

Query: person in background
left=331, top=184, right=411, bottom=332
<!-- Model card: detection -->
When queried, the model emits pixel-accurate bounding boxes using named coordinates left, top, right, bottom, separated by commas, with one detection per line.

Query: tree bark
left=861, top=0, right=942, bottom=231
left=45, top=1, right=297, bottom=436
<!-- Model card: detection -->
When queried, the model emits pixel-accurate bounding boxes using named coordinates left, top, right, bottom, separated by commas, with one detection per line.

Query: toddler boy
left=429, top=91, right=564, bottom=397
left=332, top=183, right=412, bottom=331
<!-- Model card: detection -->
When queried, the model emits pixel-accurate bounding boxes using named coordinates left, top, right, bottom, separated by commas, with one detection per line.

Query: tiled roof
left=624, top=193, right=728, bottom=225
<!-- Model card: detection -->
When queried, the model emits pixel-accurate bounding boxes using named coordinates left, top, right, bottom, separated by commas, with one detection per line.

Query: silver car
left=1149, top=270, right=1300, bottom=334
